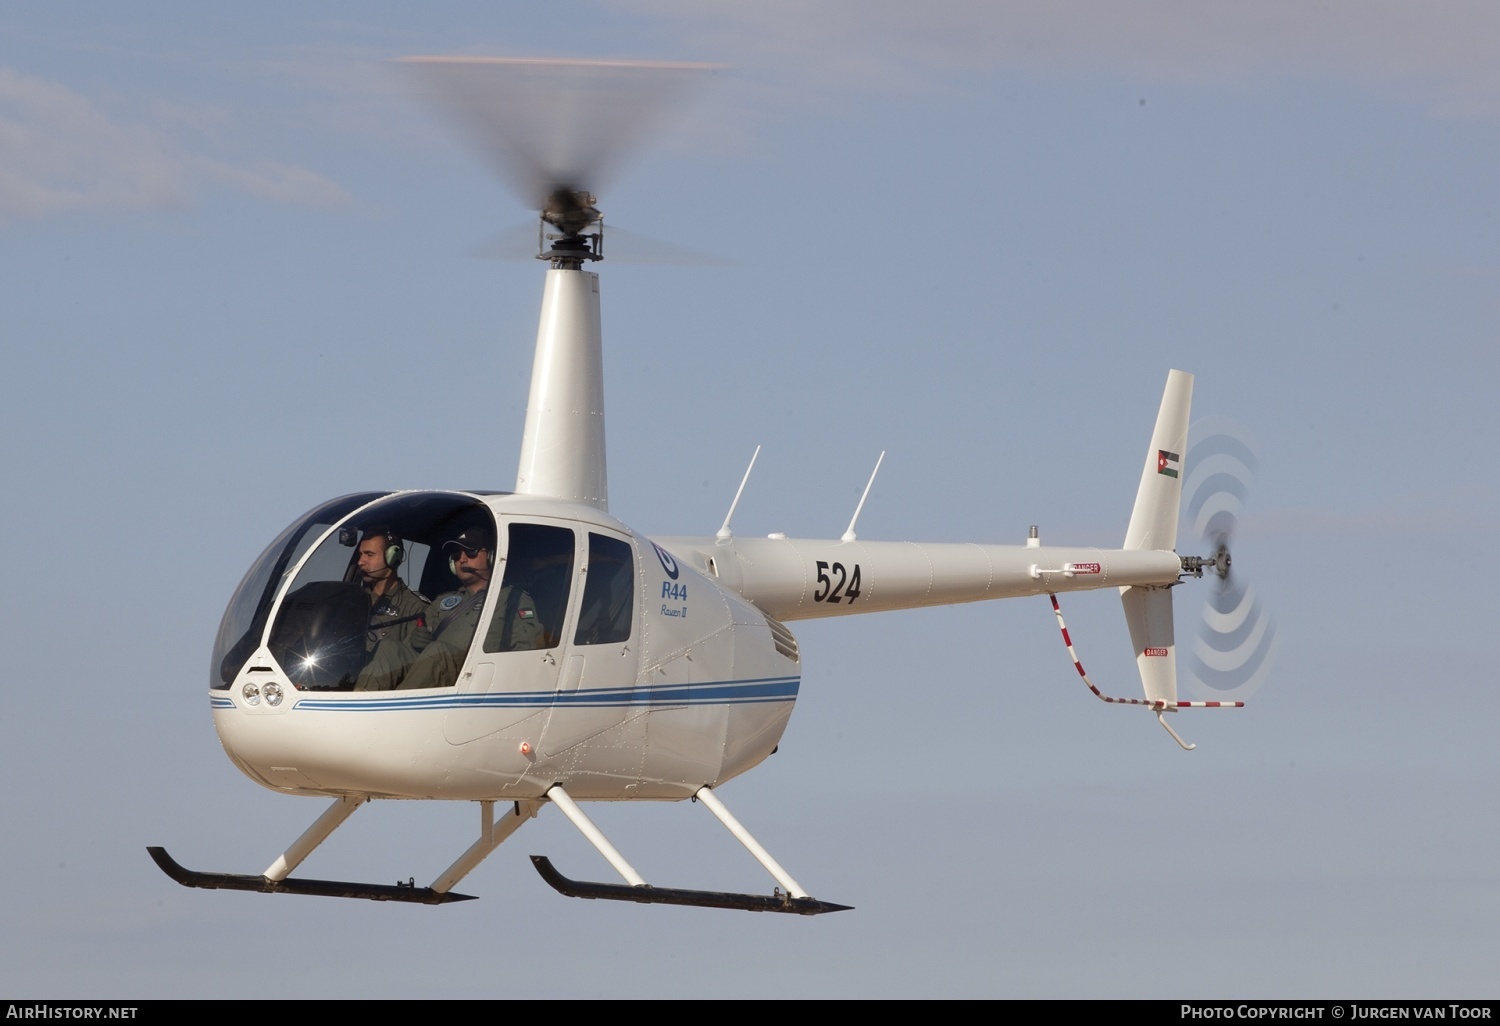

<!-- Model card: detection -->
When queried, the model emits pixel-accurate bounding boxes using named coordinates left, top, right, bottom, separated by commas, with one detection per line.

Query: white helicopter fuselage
left=212, top=493, right=787, bottom=803
left=209, top=266, right=1185, bottom=807
left=211, top=499, right=1179, bottom=806
left=162, top=59, right=1233, bottom=912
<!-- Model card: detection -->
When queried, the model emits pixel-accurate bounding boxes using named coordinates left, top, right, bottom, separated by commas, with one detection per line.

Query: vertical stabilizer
left=1122, top=586, right=1176, bottom=706
left=1121, top=370, right=1190, bottom=710
left=515, top=268, right=608, bottom=510
left=1123, top=369, right=1192, bottom=552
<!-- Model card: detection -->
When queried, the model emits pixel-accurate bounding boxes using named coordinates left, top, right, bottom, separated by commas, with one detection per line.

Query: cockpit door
left=443, top=520, right=577, bottom=745
left=536, top=529, right=640, bottom=758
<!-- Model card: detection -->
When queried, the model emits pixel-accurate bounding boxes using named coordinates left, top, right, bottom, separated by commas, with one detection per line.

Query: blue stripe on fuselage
left=281, top=675, right=801, bottom=713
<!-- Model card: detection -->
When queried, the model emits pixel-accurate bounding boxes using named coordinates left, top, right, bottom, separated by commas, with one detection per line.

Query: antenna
left=841, top=451, right=885, bottom=543
left=717, top=446, right=761, bottom=541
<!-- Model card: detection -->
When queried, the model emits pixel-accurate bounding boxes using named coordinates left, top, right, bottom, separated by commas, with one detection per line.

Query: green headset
left=448, top=548, right=491, bottom=575
left=363, top=527, right=404, bottom=570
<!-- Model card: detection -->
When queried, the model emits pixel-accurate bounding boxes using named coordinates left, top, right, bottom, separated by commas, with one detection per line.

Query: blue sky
left=1, top=3, right=1497, bottom=998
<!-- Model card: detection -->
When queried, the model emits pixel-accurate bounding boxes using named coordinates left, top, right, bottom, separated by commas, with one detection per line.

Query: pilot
left=395, top=526, right=541, bottom=691
left=352, top=527, right=428, bottom=692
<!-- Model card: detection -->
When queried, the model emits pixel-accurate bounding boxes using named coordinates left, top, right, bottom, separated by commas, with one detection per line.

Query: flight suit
left=353, top=578, right=428, bottom=692
left=395, top=585, right=542, bottom=691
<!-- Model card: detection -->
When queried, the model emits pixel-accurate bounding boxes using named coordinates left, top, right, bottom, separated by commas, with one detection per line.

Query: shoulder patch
left=439, top=594, right=462, bottom=610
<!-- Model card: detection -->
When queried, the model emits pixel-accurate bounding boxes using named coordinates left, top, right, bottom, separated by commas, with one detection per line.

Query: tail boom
left=654, top=536, right=1181, bottom=623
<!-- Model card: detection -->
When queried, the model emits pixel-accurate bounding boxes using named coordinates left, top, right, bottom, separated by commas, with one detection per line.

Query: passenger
left=396, top=526, right=542, bottom=691
left=352, top=527, right=427, bottom=692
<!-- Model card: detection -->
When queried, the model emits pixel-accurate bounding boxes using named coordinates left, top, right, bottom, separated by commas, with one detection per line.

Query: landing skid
left=532, top=783, right=851, bottom=915
left=149, top=785, right=846, bottom=914
left=147, top=846, right=473, bottom=904
left=148, top=795, right=536, bottom=906
left=531, top=856, right=849, bottom=915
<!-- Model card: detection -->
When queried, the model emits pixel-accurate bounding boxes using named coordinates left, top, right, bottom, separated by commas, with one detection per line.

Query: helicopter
left=149, top=56, right=1271, bottom=915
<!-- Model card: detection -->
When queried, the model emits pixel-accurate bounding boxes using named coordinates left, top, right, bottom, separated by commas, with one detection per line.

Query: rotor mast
left=398, top=55, right=715, bottom=511
left=514, top=196, right=609, bottom=509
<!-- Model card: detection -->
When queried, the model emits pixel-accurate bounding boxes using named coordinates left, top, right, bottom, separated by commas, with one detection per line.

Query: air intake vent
left=763, top=614, right=800, bottom=663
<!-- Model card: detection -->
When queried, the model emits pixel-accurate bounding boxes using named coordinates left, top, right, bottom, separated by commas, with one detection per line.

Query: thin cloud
left=0, top=66, right=348, bottom=223
left=195, top=157, right=350, bottom=207
left=0, top=67, right=184, bottom=218
left=617, top=1, right=1500, bottom=117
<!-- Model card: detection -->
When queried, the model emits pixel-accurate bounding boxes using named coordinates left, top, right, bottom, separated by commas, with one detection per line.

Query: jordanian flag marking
left=1157, top=449, right=1180, bottom=478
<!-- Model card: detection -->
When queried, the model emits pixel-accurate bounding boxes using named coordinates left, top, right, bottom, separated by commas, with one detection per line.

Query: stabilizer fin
left=1124, top=369, right=1193, bottom=552
left=1121, top=585, right=1176, bottom=706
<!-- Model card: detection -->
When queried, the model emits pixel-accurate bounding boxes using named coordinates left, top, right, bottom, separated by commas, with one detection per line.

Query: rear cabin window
left=573, top=533, right=634, bottom=646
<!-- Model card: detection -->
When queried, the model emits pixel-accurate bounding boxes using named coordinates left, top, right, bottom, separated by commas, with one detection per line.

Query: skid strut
left=149, top=796, right=542, bottom=905
left=532, top=784, right=852, bottom=915
left=152, top=785, right=847, bottom=913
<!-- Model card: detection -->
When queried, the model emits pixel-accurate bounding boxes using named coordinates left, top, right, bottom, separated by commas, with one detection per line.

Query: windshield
left=210, top=493, right=387, bottom=688
left=259, top=492, right=497, bottom=691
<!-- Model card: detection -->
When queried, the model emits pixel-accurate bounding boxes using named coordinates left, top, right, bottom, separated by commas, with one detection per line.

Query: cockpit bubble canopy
left=211, top=492, right=499, bottom=689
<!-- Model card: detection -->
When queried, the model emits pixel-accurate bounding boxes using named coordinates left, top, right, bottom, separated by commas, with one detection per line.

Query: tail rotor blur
left=1182, top=422, right=1277, bottom=699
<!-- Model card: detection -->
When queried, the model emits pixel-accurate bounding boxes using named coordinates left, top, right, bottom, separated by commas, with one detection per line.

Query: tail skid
left=1048, top=593, right=1243, bottom=751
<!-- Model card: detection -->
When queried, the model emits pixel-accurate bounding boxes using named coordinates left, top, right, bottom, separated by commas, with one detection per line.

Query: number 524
left=814, top=561, right=862, bottom=604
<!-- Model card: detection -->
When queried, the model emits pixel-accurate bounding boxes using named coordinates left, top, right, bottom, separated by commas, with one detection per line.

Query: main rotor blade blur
left=397, top=56, right=720, bottom=212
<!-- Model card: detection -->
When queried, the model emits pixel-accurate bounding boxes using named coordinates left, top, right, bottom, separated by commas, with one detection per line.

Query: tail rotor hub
left=1180, top=543, right=1230, bottom=581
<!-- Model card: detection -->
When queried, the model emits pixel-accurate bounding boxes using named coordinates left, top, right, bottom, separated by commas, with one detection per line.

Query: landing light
left=264, top=683, right=284, bottom=707
left=241, top=682, right=260, bottom=706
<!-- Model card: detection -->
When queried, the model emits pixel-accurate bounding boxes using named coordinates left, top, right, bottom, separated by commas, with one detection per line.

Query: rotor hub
left=539, top=188, right=603, bottom=267
left=1180, top=543, right=1231, bottom=581
left=541, top=188, right=601, bottom=237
